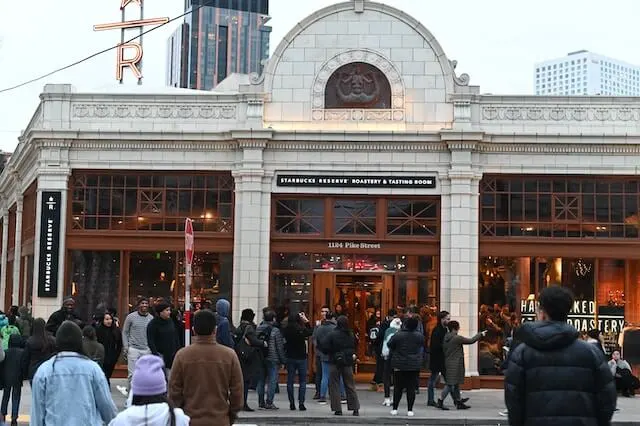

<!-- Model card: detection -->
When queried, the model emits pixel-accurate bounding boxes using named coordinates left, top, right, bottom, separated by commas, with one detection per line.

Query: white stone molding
left=267, top=141, right=446, bottom=152
left=481, top=105, right=638, bottom=122
left=71, top=103, right=238, bottom=120
left=12, top=196, right=23, bottom=306
left=0, top=212, right=8, bottom=307
left=311, top=49, right=405, bottom=122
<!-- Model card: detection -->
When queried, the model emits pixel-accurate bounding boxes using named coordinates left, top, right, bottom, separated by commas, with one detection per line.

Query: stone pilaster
left=439, top=135, right=483, bottom=378
left=0, top=211, right=8, bottom=307
left=12, top=196, right=23, bottom=306
left=231, top=138, right=272, bottom=324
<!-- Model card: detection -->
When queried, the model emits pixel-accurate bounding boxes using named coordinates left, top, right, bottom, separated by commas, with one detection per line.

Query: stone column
left=32, top=173, right=69, bottom=319
left=231, top=139, right=272, bottom=324
left=12, top=196, right=23, bottom=306
left=439, top=137, right=482, bottom=379
left=0, top=211, right=8, bottom=306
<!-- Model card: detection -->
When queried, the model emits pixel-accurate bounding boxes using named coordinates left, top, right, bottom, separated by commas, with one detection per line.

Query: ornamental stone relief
left=71, top=104, right=238, bottom=120
left=312, top=49, right=405, bottom=121
left=481, top=106, right=639, bottom=122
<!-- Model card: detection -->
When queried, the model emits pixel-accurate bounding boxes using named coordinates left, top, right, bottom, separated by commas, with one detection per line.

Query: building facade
left=535, top=50, right=640, bottom=96
left=166, top=0, right=271, bottom=90
left=3, top=0, right=640, bottom=385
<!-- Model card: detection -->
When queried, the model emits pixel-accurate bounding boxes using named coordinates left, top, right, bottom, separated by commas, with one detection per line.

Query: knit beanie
left=56, top=321, right=84, bottom=353
left=131, top=355, right=167, bottom=396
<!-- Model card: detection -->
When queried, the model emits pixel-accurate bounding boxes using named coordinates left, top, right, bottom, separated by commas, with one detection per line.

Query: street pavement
left=9, top=379, right=640, bottom=425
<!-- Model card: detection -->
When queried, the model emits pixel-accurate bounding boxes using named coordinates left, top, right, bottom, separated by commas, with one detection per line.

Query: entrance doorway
left=313, top=273, right=394, bottom=364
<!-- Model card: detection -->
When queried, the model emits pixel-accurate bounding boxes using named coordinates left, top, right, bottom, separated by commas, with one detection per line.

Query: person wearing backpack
left=0, top=315, right=20, bottom=351
left=255, top=310, right=286, bottom=410
left=234, top=308, right=267, bottom=412
left=321, top=315, right=360, bottom=416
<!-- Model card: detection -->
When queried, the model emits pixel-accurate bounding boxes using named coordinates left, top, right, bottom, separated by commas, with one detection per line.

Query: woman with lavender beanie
left=109, top=355, right=190, bottom=426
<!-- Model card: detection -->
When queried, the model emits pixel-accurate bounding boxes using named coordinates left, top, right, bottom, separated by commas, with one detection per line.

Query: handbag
left=234, top=326, right=253, bottom=362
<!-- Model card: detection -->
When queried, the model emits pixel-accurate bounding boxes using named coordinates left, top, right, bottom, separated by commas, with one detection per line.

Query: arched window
left=324, top=62, right=392, bottom=109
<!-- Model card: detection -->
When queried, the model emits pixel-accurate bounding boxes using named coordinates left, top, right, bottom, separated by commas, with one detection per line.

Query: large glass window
left=70, top=251, right=120, bottom=322
left=274, top=199, right=324, bottom=235
left=128, top=251, right=232, bottom=312
left=71, top=173, right=233, bottom=232
left=480, top=176, right=638, bottom=238
left=387, top=200, right=438, bottom=237
left=478, top=256, right=631, bottom=376
left=333, top=200, right=377, bottom=235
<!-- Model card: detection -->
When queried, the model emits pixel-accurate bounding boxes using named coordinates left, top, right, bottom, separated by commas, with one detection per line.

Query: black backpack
left=256, top=325, right=272, bottom=358
left=234, top=325, right=253, bottom=362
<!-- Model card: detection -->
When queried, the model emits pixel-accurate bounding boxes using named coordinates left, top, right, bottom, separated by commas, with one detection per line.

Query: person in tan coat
left=169, top=309, right=243, bottom=426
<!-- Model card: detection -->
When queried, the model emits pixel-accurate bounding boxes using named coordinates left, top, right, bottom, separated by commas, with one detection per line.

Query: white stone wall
left=264, top=4, right=455, bottom=130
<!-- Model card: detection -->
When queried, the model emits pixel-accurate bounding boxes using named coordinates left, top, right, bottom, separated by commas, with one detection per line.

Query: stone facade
left=2, top=0, right=640, bottom=377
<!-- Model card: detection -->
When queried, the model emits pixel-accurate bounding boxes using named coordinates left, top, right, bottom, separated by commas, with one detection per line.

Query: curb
left=237, top=417, right=638, bottom=426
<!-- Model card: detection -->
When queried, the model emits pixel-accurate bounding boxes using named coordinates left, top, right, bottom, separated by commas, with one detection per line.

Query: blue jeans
left=257, top=360, right=279, bottom=405
left=286, top=359, right=308, bottom=404
left=1, top=385, right=21, bottom=419
left=427, top=371, right=442, bottom=403
left=320, top=361, right=344, bottom=399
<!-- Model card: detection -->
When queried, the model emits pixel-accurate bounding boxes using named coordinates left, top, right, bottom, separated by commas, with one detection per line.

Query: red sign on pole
left=185, top=218, right=194, bottom=266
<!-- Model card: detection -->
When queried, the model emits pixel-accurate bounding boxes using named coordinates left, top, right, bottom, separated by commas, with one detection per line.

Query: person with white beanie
left=110, top=355, right=190, bottom=426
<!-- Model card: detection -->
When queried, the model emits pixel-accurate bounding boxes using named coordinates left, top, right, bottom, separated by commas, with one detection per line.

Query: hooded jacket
left=382, top=318, right=402, bottom=359
left=4, top=334, right=26, bottom=387
left=215, top=299, right=234, bottom=348
left=108, top=403, right=190, bottom=426
left=388, top=327, right=424, bottom=371
left=312, top=320, right=336, bottom=362
left=505, top=321, right=617, bottom=426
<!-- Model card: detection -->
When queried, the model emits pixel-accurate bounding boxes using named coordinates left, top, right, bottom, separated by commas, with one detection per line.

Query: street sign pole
left=184, top=218, right=194, bottom=347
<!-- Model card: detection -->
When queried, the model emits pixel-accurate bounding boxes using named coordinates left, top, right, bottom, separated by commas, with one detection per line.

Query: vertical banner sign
left=184, top=218, right=194, bottom=346
left=38, top=192, right=62, bottom=298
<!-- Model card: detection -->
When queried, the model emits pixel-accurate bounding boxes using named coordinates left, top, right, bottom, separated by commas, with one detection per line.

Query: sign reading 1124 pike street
left=38, top=192, right=62, bottom=298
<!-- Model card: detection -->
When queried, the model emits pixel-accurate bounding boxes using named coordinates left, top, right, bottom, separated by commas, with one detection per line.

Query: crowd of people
left=0, top=285, right=638, bottom=424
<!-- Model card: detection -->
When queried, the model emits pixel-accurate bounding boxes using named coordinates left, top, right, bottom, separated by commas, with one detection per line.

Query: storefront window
left=387, top=200, right=438, bottom=237
left=480, top=176, right=640, bottom=238
left=129, top=251, right=232, bottom=312
left=274, top=199, right=324, bottom=235
left=70, top=251, right=120, bottom=321
left=478, top=256, right=632, bottom=375
left=71, top=173, right=233, bottom=232
left=271, top=273, right=311, bottom=321
left=333, top=200, right=377, bottom=235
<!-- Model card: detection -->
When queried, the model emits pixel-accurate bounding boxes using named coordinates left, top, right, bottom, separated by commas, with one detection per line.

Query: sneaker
left=341, top=399, right=347, bottom=404
left=460, top=397, right=470, bottom=404
left=352, top=410, right=359, bottom=416
left=313, top=393, right=321, bottom=400
left=258, top=403, right=266, bottom=410
left=264, top=403, right=279, bottom=410
left=499, top=410, right=509, bottom=416
left=299, top=404, right=306, bottom=411
left=318, top=399, right=327, bottom=405
left=116, top=385, right=128, bottom=396
left=427, top=400, right=437, bottom=407
left=456, top=401, right=471, bottom=410
left=390, top=409, right=398, bottom=416
left=243, top=405, right=255, bottom=412
left=334, top=411, right=342, bottom=416
left=290, top=403, right=296, bottom=411
left=408, top=411, right=415, bottom=417
left=382, top=398, right=391, bottom=406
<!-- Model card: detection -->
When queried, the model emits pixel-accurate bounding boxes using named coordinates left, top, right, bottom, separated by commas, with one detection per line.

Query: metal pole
left=184, top=263, right=191, bottom=346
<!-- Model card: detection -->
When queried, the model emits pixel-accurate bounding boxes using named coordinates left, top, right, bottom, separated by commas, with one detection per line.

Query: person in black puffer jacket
left=387, top=316, right=424, bottom=416
left=146, top=301, right=180, bottom=373
left=505, top=286, right=617, bottom=426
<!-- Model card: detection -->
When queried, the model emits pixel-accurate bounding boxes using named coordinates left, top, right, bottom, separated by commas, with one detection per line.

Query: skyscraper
left=167, top=0, right=271, bottom=90
left=534, top=50, right=640, bottom=96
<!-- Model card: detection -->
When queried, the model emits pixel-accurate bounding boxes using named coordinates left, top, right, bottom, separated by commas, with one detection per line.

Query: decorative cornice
left=312, top=108, right=405, bottom=122
left=480, top=143, right=640, bottom=154
left=69, top=140, right=236, bottom=151
left=266, top=141, right=447, bottom=152
left=237, top=139, right=267, bottom=149
left=481, top=105, right=638, bottom=122
left=71, top=103, right=238, bottom=120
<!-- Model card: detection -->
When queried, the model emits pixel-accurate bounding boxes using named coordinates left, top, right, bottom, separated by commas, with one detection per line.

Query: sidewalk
left=9, top=379, right=639, bottom=425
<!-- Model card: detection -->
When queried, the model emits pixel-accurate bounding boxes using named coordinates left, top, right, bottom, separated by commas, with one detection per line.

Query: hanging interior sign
left=520, top=299, right=625, bottom=333
left=37, top=192, right=62, bottom=298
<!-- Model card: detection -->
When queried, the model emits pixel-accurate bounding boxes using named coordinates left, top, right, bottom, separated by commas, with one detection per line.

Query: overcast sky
left=1, top=0, right=640, bottom=151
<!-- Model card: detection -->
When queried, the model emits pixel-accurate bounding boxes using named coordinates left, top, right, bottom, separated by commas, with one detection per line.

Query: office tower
left=167, top=0, right=271, bottom=90
left=534, top=50, right=640, bottom=96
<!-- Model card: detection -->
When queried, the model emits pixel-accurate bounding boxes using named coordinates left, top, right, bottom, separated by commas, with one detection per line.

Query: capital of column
left=15, top=195, right=23, bottom=213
